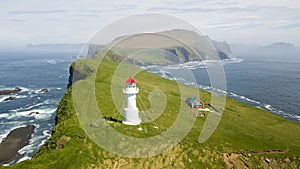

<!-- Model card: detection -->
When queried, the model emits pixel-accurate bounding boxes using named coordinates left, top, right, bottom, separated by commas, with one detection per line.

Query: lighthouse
left=122, top=76, right=141, bottom=125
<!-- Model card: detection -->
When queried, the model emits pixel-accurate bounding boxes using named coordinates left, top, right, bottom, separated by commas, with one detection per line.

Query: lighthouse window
left=126, top=83, right=136, bottom=88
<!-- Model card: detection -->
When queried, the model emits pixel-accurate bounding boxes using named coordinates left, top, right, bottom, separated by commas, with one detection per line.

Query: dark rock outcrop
left=3, top=97, right=16, bottom=102
left=29, top=112, right=40, bottom=116
left=39, top=88, right=49, bottom=93
left=0, top=125, right=35, bottom=165
left=0, top=88, right=21, bottom=95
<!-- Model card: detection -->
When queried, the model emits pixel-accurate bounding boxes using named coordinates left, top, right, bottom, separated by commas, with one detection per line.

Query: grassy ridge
left=3, top=56, right=300, bottom=168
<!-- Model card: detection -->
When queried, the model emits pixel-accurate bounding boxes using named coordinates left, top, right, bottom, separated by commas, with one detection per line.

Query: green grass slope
left=3, top=55, right=300, bottom=169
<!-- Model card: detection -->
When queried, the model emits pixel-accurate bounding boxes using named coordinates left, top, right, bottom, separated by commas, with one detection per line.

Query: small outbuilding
left=186, top=96, right=204, bottom=109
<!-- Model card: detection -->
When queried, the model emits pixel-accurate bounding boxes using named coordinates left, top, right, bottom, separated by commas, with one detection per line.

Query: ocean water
left=0, top=49, right=299, bottom=165
left=223, top=53, right=300, bottom=121
left=143, top=53, right=300, bottom=122
left=0, top=50, right=76, bottom=165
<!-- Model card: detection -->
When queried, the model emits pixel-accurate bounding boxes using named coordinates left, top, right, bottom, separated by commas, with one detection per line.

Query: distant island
left=230, top=42, right=298, bottom=55
left=259, top=42, right=295, bottom=49
left=26, top=43, right=84, bottom=50
left=83, top=29, right=234, bottom=66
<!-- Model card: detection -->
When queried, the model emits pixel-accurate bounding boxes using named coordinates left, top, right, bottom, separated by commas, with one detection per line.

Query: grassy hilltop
left=3, top=53, right=300, bottom=169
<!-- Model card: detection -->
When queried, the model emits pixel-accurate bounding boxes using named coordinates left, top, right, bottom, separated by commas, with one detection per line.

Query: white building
left=122, top=76, right=141, bottom=125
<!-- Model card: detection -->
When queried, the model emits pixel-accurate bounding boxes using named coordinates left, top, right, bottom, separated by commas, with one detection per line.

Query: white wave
left=38, top=138, right=48, bottom=148
left=18, top=87, right=31, bottom=92
left=34, top=108, right=56, bottom=119
left=0, top=94, right=15, bottom=102
left=292, top=114, right=300, bottom=121
left=0, top=97, right=5, bottom=102
left=0, top=133, right=8, bottom=143
left=0, top=87, right=15, bottom=91
left=47, top=60, right=57, bottom=64
left=259, top=104, right=300, bottom=122
left=29, top=108, right=55, bottom=116
left=165, top=61, right=206, bottom=70
left=195, top=85, right=279, bottom=119
left=6, top=108, right=56, bottom=120
left=34, top=124, right=40, bottom=130
left=0, top=86, right=38, bottom=94
left=0, top=113, right=9, bottom=118
left=0, top=87, right=38, bottom=99
left=228, top=92, right=238, bottom=97
left=244, top=97, right=260, bottom=104
left=18, top=135, right=44, bottom=155
left=59, top=74, right=66, bottom=79
left=264, top=104, right=272, bottom=111
left=43, top=130, right=51, bottom=137
left=12, top=102, right=48, bottom=112
left=18, top=143, right=36, bottom=155
left=34, top=88, right=49, bottom=94
left=16, top=95, right=28, bottom=99
left=155, top=57, right=244, bottom=70
left=0, top=94, right=28, bottom=102
left=44, top=99, right=51, bottom=104
left=239, top=95, right=246, bottom=99
left=16, top=156, right=31, bottom=163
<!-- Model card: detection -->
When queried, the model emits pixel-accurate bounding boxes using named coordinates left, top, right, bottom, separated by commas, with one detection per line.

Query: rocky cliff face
left=67, top=62, right=94, bottom=88
left=84, top=29, right=233, bottom=64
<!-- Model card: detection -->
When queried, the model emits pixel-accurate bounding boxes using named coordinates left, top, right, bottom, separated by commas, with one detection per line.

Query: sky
left=0, top=0, right=300, bottom=49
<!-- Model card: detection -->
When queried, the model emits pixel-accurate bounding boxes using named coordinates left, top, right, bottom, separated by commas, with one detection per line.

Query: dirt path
left=250, top=148, right=289, bottom=155
left=222, top=148, right=289, bottom=169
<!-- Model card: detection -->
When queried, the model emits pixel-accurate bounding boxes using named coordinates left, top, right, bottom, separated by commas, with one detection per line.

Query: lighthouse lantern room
left=122, top=76, right=141, bottom=125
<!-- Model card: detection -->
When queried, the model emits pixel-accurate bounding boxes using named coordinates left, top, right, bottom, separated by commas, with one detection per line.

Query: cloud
left=10, top=9, right=69, bottom=14
left=275, top=23, right=300, bottom=29
left=9, top=19, right=26, bottom=22
left=206, top=22, right=263, bottom=30
left=75, top=14, right=100, bottom=18
left=147, top=7, right=215, bottom=13
left=147, top=4, right=299, bottom=15
left=1, top=0, right=300, bottom=47
left=109, top=4, right=136, bottom=11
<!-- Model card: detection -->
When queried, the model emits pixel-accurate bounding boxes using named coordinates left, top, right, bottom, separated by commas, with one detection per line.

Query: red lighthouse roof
left=126, top=76, right=136, bottom=83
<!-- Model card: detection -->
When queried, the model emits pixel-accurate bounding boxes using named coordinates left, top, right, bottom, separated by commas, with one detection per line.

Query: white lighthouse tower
left=122, top=76, right=141, bottom=125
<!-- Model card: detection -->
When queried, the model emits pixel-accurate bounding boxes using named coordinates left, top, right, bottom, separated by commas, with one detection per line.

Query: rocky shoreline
left=0, top=125, right=35, bottom=165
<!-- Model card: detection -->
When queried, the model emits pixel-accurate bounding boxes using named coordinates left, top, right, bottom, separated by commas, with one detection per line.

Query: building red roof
left=126, top=76, right=136, bottom=83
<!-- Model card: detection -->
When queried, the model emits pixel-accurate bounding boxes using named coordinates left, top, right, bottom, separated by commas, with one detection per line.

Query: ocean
left=143, top=52, right=300, bottom=122
left=223, top=53, right=300, bottom=121
left=0, top=50, right=76, bottom=165
left=0, top=49, right=299, bottom=165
